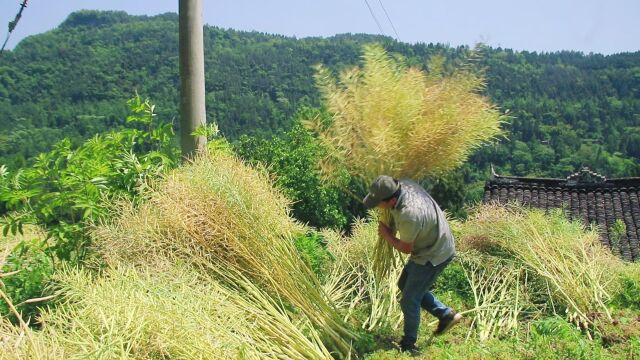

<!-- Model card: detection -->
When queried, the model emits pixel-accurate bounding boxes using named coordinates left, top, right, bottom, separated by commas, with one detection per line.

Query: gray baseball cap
left=363, top=175, right=400, bottom=208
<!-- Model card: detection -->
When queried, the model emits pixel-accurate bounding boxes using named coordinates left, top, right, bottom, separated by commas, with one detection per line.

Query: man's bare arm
left=378, top=222, right=414, bottom=254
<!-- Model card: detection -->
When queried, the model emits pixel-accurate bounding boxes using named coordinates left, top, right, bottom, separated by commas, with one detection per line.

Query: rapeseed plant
left=94, top=153, right=356, bottom=356
left=307, top=44, right=504, bottom=283
left=456, top=204, right=624, bottom=332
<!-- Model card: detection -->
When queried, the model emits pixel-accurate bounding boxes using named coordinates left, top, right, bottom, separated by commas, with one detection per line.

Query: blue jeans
left=398, top=255, right=454, bottom=344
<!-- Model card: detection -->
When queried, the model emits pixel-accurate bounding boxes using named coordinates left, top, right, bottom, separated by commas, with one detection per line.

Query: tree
left=235, top=120, right=350, bottom=230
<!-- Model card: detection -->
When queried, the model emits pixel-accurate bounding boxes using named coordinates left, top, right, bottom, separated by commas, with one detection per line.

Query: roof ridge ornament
left=566, top=167, right=606, bottom=184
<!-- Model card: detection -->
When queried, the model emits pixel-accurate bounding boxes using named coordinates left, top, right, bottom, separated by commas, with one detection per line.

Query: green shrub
left=0, top=96, right=178, bottom=326
left=293, top=231, right=332, bottom=277
left=0, top=239, right=54, bottom=324
left=235, top=118, right=352, bottom=230
left=612, top=267, right=640, bottom=310
left=434, top=259, right=473, bottom=303
left=0, top=95, right=178, bottom=264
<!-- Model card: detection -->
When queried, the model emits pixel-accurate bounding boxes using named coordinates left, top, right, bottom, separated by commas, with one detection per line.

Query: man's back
left=391, top=179, right=455, bottom=266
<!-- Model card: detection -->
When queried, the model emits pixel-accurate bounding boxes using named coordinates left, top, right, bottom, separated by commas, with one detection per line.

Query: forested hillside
left=1, top=10, right=639, bottom=180
left=2, top=12, right=640, bottom=358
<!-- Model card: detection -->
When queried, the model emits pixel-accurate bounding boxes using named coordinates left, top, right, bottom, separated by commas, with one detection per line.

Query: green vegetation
left=235, top=116, right=352, bottom=230
left=1, top=10, right=639, bottom=359
left=0, top=95, right=177, bottom=263
left=1, top=10, right=639, bottom=191
left=0, top=95, right=178, bottom=324
left=1, top=102, right=639, bottom=358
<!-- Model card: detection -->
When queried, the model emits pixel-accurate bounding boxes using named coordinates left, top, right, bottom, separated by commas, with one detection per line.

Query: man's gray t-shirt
left=390, top=179, right=455, bottom=266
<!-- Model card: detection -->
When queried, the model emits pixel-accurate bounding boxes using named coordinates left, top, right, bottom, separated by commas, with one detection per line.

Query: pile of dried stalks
left=309, top=44, right=504, bottom=183
left=322, top=215, right=405, bottom=331
left=455, top=204, right=624, bottom=331
left=1, top=265, right=334, bottom=359
left=457, top=252, right=524, bottom=341
left=94, top=153, right=356, bottom=356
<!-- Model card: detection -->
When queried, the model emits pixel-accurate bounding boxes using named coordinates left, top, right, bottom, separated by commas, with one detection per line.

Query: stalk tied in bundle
left=372, top=208, right=403, bottom=281
left=308, top=44, right=503, bottom=291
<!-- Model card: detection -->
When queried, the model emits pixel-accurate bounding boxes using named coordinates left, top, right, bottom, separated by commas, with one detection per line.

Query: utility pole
left=179, top=0, right=207, bottom=160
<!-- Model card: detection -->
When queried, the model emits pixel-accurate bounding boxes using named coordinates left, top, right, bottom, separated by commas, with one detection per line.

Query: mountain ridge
left=1, top=10, right=638, bottom=180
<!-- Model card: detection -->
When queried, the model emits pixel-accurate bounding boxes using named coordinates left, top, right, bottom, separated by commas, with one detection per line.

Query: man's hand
left=378, top=222, right=394, bottom=241
left=378, top=221, right=413, bottom=254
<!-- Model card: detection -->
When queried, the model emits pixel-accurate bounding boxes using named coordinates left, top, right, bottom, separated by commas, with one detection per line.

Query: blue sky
left=1, top=0, right=639, bottom=54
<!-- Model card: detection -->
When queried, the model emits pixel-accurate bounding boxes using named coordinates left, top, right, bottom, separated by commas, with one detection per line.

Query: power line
left=362, top=0, right=386, bottom=36
left=1, top=0, right=29, bottom=53
left=377, top=0, right=399, bottom=40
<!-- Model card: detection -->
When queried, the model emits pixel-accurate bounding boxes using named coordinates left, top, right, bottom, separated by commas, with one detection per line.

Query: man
left=363, top=175, right=462, bottom=353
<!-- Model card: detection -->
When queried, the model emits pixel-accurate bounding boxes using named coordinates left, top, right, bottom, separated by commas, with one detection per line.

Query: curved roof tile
left=484, top=168, right=640, bottom=261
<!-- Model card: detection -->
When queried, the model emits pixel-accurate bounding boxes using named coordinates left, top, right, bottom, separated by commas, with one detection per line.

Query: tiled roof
left=483, top=167, right=640, bottom=261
